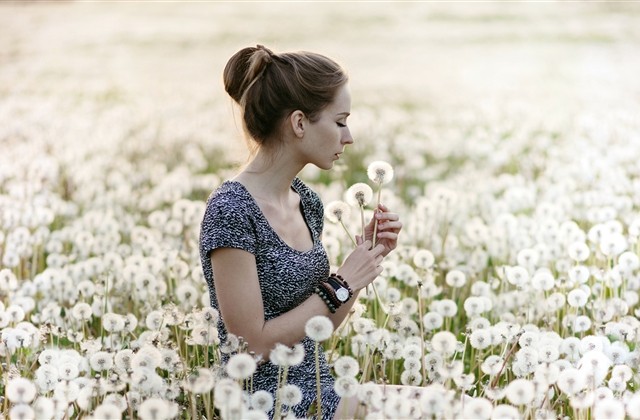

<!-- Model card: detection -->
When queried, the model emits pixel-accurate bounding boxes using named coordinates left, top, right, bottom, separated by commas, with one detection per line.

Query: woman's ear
left=289, top=110, right=306, bottom=138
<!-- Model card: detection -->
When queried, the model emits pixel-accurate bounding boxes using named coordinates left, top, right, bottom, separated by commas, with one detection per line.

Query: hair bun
left=223, top=45, right=276, bottom=104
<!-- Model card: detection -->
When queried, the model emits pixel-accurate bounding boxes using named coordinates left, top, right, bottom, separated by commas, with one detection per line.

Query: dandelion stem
left=315, top=341, right=322, bottom=420
left=416, top=283, right=427, bottom=385
left=490, top=331, right=523, bottom=389
left=339, top=220, right=357, bottom=247
left=371, top=185, right=382, bottom=248
left=359, top=204, right=366, bottom=240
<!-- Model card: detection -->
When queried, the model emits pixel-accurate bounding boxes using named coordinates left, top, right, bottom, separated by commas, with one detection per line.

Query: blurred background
left=2, top=2, right=640, bottom=165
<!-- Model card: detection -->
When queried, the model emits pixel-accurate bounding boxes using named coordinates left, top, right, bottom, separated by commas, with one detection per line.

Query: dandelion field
left=3, top=2, right=640, bottom=419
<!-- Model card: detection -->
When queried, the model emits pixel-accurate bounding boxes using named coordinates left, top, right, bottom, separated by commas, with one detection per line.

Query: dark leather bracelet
left=326, top=273, right=353, bottom=303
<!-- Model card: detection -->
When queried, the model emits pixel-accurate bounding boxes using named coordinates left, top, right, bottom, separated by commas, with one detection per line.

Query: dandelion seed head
left=9, top=404, right=35, bottom=420
left=505, top=378, right=535, bottom=405
left=462, top=397, right=492, bottom=419
left=183, top=368, right=215, bottom=394
left=324, top=200, right=351, bottom=224
left=367, top=160, right=394, bottom=185
left=430, top=331, right=458, bottom=357
left=278, top=383, right=303, bottom=407
left=334, top=375, right=359, bottom=398
left=6, top=377, right=37, bottom=404
left=345, top=182, right=373, bottom=207
left=413, top=248, right=435, bottom=269
left=333, top=355, right=360, bottom=377
left=304, top=315, right=334, bottom=342
left=250, top=390, right=273, bottom=413
left=226, top=353, right=257, bottom=380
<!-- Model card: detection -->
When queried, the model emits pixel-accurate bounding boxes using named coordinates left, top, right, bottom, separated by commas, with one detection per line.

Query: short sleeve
left=200, top=191, right=257, bottom=257
left=292, top=178, right=324, bottom=238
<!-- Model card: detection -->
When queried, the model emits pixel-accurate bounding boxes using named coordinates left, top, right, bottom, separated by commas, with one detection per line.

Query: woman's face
left=301, top=84, right=353, bottom=170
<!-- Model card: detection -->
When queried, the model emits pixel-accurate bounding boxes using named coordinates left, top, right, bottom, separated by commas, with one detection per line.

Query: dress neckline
left=224, top=179, right=317, bottom=254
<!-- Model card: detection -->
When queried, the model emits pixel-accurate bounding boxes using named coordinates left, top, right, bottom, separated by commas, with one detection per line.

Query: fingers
left=356, top=235, right=363, bottom=246
left=375, top=220, right=402, bottom=232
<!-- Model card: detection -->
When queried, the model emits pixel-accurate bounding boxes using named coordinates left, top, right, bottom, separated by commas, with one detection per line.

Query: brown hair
left=223, top=45, right=348, bottom=149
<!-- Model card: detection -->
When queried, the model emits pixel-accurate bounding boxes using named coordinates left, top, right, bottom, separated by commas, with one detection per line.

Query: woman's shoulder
left=204, top=181, right=255, bottom=217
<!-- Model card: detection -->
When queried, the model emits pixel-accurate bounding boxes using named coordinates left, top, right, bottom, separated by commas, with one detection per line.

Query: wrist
left=315, top=273, right=353, bottom=313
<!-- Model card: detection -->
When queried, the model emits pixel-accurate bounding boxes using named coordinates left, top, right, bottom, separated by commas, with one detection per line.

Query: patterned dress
left=199, top=177, right=340, bottom=419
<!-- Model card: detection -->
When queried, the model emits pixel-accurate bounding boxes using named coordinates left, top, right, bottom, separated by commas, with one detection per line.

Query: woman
left=199, top=45, right=402, bottom=419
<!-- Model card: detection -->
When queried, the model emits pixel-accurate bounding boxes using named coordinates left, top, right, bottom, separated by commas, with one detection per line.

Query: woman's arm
left=211, top=239, right=384, bottom=359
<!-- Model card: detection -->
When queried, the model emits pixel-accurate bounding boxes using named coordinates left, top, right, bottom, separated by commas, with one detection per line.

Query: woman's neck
left=235, top=148, right=305, bottom=201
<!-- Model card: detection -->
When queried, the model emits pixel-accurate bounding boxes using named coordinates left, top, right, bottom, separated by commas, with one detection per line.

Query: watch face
left=336, top=287, right=350, bottom=302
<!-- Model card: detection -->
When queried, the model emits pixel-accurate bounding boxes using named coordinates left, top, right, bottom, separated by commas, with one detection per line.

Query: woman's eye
left=337, top=122, right=347, bottom=128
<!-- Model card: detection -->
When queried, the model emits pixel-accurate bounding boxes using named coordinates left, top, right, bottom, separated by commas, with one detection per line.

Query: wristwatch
left=326, top=274, right=353, bottom=303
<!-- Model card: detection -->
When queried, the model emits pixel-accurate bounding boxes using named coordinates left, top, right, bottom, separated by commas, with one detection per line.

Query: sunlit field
left=3, top=2, right=640, bottom=419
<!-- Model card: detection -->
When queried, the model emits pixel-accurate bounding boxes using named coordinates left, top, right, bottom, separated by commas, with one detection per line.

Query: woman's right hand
left=336, top=236, right=385, bottom=291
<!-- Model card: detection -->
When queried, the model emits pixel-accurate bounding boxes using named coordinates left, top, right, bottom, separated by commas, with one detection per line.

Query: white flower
left=53, top=380, right=80, bottom=403
left=413, top=249, right=435, bottom=269
left=334, top=375, right=358, bottom=397
left=593, top=398, right=625, bottom=420
left=400, top=369, right=422, bottom=386
left=445, top=269, right=467, bottom=288
left=568, top=241, right=590, bottom=262
left=250, top=390, right=274, bottom=413
left=567, top=289, right=588, bottom=308
left=333, top=355, right=359, bottom=377
left=190, top=325, right=220, bottom=345
left=367, top=161, right=394, bottom=185
left=626, top=392, right=640, bottom=420
left=481, top=355, right=503, bottom=376
left=420, top=384, right=447, bottom=416
left=226, top=353, right=257, bottom=380
left=504, top=265, right=529, bottom=287
left=269, top=342, right=305, bottom=367
left=462, top=397, right=493, bottom=419
left=557, top=367, right=587, bottom=395
left=89, top=351, right=114, bottom=372
left=278, top=383, right=302, bottom=406
left=345, top=183, right=373, bottom=207
left=214, top=378, right=243, bottom=409
left=9, top=404, right=35, bottom=420
left=304, top=315, right=334, bottom=342
left=159, top=348, right=182, bottom=372
left=324, top=200, right=351, bottom=223
left=357, top=381, right=383, bottom=411
left=6, top=377, right=37, bottom=404
left=114, top=349, right=134, bottom=371
left=430, top=331, right=458, bottom=356
left=33, top=397, right=55, bottom=419
left=103, top=394, right=128, bottom=413
left=182, top=368, right=215, bottom=394
left=469, top=329, right=492, bottom=350
left=137, top=397, right=172, bottom=420
left=102, top=313, right=126, bottom=333
left=505, top=378, right=535, bottom=405
left=131, top=345, right=162, bottom=370
left=578, top=350, right=611, bottom=385
left=92, top=403, right=122, bottom=420
left=422, top=311, right=443, bottom=331
left=58, top=361, right=80, bottom=381
left=432, top=299, right=458, bottom=318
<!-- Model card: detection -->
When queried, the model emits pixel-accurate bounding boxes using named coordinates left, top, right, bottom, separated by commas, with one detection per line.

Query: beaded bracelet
left=315, top=273, right=353, bottom=313
left=315, top=283, right=339, bottom=313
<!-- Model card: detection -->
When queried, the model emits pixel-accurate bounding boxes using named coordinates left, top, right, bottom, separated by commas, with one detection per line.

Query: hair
left=223, top=45, right=348, bottom=149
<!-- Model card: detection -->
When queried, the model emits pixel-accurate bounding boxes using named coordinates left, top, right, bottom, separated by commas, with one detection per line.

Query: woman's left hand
left=358, top=203, right=402, bottom=257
